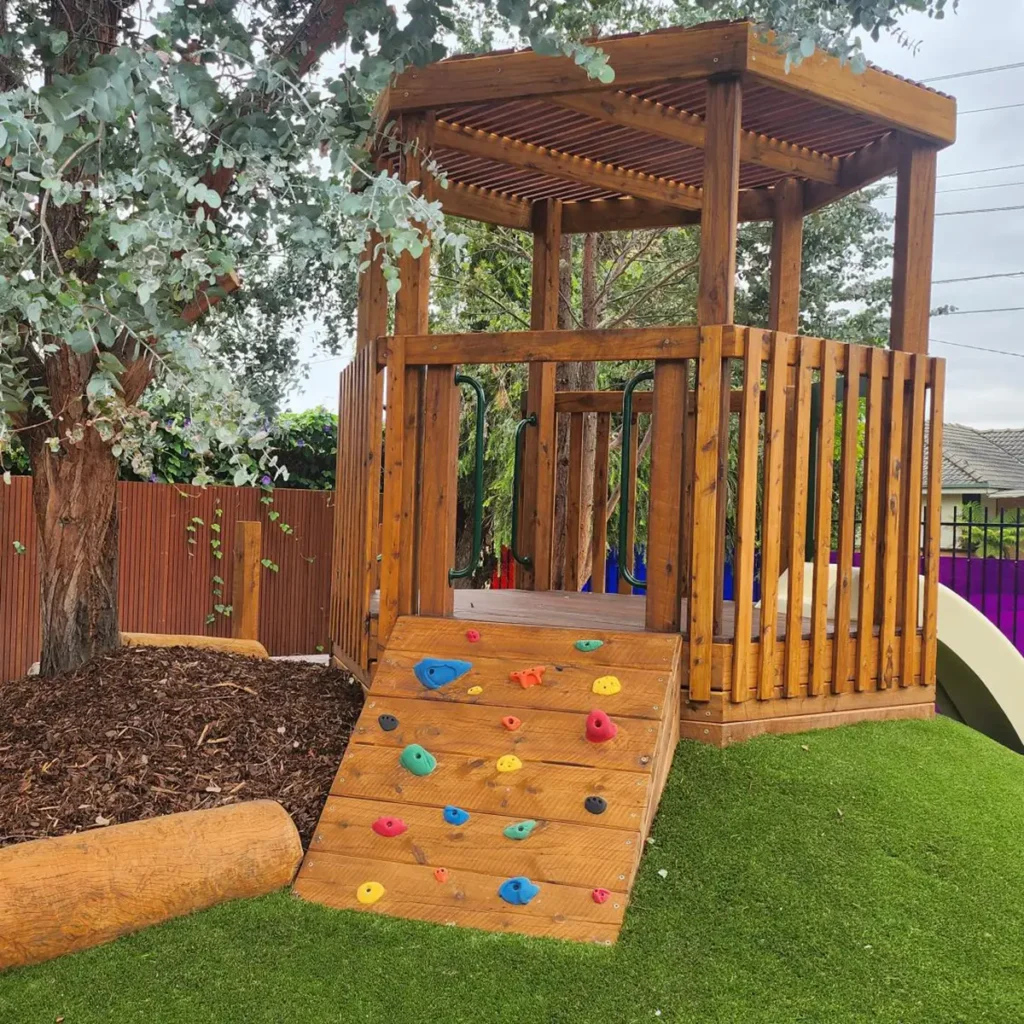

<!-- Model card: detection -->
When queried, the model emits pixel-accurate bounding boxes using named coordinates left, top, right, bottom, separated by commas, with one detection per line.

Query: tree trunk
left=26, top=426, right=120, bottom=675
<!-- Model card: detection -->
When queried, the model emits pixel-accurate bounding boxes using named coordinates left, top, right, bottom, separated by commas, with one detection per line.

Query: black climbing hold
left=584, top=795, right=607, bottom=816
left=378, top=713, right=399, bottom=732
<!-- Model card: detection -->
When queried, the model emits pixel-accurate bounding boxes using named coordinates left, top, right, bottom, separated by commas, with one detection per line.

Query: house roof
left=939, top=423, right=1024, bottom=493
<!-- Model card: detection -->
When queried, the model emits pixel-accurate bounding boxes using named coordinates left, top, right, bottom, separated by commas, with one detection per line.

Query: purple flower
left=296, top=438, right=305, bottom=447
left=149, top=473, right=158, bottom=483
left=261, top=474, right=272, bottom=486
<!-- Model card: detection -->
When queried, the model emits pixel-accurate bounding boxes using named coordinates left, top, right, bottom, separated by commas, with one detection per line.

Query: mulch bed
left=0, top=646, right=363, bottom=849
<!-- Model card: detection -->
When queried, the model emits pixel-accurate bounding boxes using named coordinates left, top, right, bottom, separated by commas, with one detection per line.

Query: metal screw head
left=618, top=874, right=626, bottom=880
left=639, top=756, right=650, bottom=765
left=625, top=839, right=633, bottom=846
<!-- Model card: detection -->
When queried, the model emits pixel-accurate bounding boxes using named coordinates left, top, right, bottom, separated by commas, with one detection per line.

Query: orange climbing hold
left=433, top=867, right=449, bottom=883
left=501, top=715, right=522, bottom=731
left=509, top=665, right=546, bottom=688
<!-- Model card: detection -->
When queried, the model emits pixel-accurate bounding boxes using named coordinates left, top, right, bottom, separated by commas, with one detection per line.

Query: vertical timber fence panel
left=0, top=480, right=334, bottom=683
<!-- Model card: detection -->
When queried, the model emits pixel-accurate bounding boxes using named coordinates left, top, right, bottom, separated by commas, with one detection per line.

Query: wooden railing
left=359, top=325, right=943, bottom=705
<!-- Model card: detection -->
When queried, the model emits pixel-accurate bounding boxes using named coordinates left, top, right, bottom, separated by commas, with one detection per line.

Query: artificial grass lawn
left=3, top=716, right=1024, bottom=1023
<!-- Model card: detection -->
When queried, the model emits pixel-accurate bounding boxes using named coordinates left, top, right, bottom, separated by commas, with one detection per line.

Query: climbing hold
left=434, top=867, right=449, bottom=883
left=592, top=675, right=622, bottom=697
left=467, top=685, right=483, bottom=695
left=356, top=881, right=385, bottom=905
left=466, top=628, right=481, bottom=643
left=443, top=805, right=470, bottom=826
left=575, top=639, right=604, bottom=652
left=371, top=816, right=407, bottom=838
left=496, top=754, right=523, bottom=773
left=585, top=708, right=619, bottom=743
left=503, top=819, right=537, bottom=841
left=501, top=715, right=522, bottom=731
left=498, top=876, right=540, bottom=906
left=377, top=713, right=400, bottom=732
left=400, top=743, right=437, bottom=776
left=592, top=888, right=611, bottom=904
left=584, top=795, right=607, bottom=815
left=414, top=658, right=472, bottom=691
left=509, top=665, right=545, bottom=688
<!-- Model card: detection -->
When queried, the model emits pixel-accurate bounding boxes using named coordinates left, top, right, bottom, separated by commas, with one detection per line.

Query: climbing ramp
left=294, top=617, right=682, bottom=943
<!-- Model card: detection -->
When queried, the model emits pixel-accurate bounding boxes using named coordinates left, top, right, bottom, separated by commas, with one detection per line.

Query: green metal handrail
left=510, top=413, right=537, bottom=569
left=449, top=373, right=488, bottom=582
left=618, top=370, right=654, bottom=590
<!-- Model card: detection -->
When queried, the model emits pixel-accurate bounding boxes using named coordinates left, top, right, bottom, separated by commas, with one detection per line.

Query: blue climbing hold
left=414, top=658, right=472, bottom=691
left=443, top=805, right=470, bottom=826
left=498, top=876, right=540, bottom=906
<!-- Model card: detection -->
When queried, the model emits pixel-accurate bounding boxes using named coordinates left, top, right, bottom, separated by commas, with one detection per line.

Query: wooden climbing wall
left=294, top=617, right=682, bottom=943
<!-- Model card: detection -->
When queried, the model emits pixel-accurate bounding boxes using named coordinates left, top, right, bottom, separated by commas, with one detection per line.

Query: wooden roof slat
left=549, top=90, right=840, bottom=184
left=434, top=120, right=704, bottom=210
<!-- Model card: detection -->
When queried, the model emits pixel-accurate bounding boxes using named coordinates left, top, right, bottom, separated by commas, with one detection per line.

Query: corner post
left=519, top=197, right=562, bottom=591
left=695, top=75, right=741, bottom=643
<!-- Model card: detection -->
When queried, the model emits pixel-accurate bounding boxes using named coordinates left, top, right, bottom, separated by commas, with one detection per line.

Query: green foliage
left=955, top=502, right=1024, bottom=559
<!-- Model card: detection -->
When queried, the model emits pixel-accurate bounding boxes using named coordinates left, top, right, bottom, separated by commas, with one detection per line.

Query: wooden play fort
left=299, top=21, right=956, bottom=941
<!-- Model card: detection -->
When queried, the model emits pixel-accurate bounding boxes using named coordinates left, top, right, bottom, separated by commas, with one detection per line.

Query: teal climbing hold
left=414, top=658, right=472, bottom=690
left=575, top=639, right=604, bottom=652
left=399, top=743, right=437, bottom=776
left=503, top=820, right=537, bottom=841
left=498, top=876, right=540, bottom=905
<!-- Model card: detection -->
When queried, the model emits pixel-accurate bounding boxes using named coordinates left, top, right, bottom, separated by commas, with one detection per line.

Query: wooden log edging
left=0, top=801, right=302, bottom=971
left=120, top=632, right=269, bottom=658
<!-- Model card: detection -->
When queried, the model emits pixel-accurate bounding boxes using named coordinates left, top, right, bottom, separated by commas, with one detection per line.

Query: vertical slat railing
left=591, top=412, right=611, bottom=594
left=922, top=359, right=946, bottom=688
left=878, top=350, right=908, bottom=687
left=809, top=342, right=838, bottom=696
left=757, top=334, right=788, bottom=700
left=618, top=410, right=639, bottom=595
left=565, top=411, right=584, bottom=591
left=855, top=347, right=885, bottom=692
left=730, top=329, right=762, bottom=702
left=378, top=339, right=407, bottom=645
left=900, top=354, right=928, bottom=687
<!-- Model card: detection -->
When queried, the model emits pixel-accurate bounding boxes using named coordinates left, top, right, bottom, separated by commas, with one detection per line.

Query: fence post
left=231, top=521, right=262, bottom=641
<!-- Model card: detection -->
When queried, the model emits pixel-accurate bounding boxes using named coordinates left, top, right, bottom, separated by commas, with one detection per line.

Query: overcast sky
left=289, top=1, right=1024, bottom=427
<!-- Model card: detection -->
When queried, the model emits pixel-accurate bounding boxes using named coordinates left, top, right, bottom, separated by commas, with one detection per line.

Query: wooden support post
left=378, top=338, right=407, bottom=643
left=231, top=521, right=262, bottom=642
left=698, top=76, right=741, bottom=636
left=520, top=198, right=562, bottom=590
left=769, top=178, right=804, bottom=585
left=890, top=145, right=937, bottom=355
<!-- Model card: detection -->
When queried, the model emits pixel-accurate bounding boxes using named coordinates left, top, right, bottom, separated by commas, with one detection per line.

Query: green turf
left=4, top=716, right=1024, bottom=1023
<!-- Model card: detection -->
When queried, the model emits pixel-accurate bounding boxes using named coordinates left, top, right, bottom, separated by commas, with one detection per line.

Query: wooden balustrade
left=353, top=324, right=944, bottom=708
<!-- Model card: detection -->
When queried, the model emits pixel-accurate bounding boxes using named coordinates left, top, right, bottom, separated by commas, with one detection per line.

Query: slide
left=776, top=565, right=1024, bottom=754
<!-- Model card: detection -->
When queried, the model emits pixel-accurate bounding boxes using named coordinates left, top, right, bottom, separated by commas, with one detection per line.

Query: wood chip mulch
left=0, top=646, right=364, bottom=849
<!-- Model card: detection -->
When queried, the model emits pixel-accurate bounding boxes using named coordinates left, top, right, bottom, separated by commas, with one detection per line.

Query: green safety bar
left=618, top=369, right=654, bottom=590
left=449, top=373, right=488, bottom=582
left=510, top=413, right=537, bottom=568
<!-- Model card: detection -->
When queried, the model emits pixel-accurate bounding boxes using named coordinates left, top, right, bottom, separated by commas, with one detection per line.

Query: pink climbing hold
left=434, top=867, right=449, bottom=883
left=466, top=628, right=481, bottom=643
left=592, top=888, right=611, bottom=904
left=371, top=816, right=408, bottom=838
left=585, top=709, right=618, bottom=743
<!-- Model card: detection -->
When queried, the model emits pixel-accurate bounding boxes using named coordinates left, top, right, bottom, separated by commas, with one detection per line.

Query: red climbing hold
left=371, top=816, right=408, bottom=838
left=509, top=665, right=545, bottom=688
left=502, top=715, right=522, bottom=731
left=585, top=708, right=618, bottom=743
left=434, top=867, right=449, bottom=883
left=592, top=888, right=611, bottom=904
left=466, top=628, right=481, bottom=643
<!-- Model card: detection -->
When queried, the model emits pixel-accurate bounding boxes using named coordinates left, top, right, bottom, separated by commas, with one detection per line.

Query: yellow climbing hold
left=356, top=881, right=385, bottom=905
left=496, top=754, right=523, bottom=773
left=592, top=675, right=622, bottom=696
left=467, top=685, right=483, bottom=695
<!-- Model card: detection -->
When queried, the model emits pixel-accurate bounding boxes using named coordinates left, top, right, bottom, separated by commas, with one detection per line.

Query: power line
left=930, top=337, right=1024, bottom=360
left=937, top=162, right=1024, bottom=180
left=933, top=271, right=1024, bottom=285
left=935, top=204, right=1024, bottom=217
left=878, top=180, right=1024, bottom=199
left=935, top=306, right=1024, bottom=316
left=961, top=101, right=1024, bottom=116
left=922, top=61, right=1024, bottom=84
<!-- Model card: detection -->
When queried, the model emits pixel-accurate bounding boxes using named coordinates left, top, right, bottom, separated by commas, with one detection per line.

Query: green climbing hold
left=399, top=743, right=437, bottom=776
left=503, top=820, right=537, bottom=841
left=575, top=639, right=604, bottom=652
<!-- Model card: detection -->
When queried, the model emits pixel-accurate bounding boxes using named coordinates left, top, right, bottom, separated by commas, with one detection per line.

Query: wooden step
left=294, top=616, right=683, bottom=943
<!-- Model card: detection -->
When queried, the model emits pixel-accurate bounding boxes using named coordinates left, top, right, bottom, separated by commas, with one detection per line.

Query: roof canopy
left=376, top=21, right=957, bottom=232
